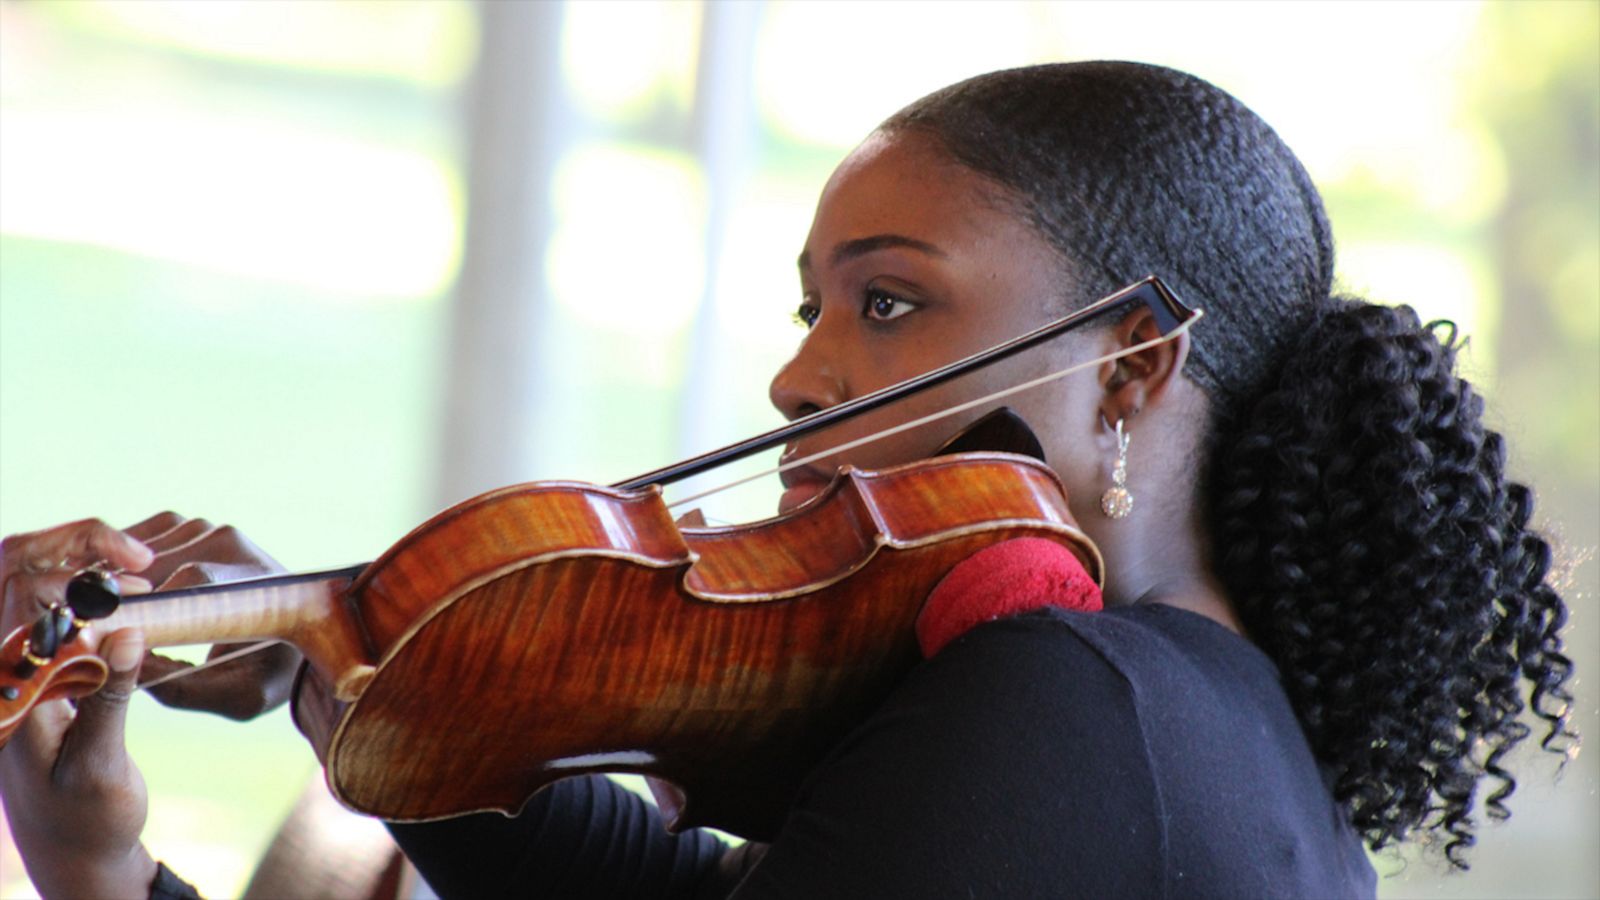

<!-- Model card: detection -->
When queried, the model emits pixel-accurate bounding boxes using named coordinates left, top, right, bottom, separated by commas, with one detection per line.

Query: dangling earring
left=1100, top=418, right=1133, bottom=519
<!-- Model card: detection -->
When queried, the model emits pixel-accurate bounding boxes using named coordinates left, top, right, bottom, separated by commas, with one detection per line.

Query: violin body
left=290, top=452, right=1098, bottom=840
left=0, top=453, right=1098, bottom=841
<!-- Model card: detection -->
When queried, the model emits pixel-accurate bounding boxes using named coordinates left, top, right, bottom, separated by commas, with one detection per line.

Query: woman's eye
left=863, top=288, right=918, bottom=322
left=793, top=302, right=820, bottom=329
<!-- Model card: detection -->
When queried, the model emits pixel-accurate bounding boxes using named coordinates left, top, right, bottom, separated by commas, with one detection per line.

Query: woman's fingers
left=1, top=515, right=295, bottom=722
left=116, top=532, right=295, bottom=719
left=4, top=698, right=74, bottom=783
left=143, top=526, right=285, bottom=588
left=0, top=519, right=154, bottom=577
left=154, top=559, right=273, bottom=592
left=142, top=642, right=300, bottom=720
left=0, top=569, right=146, bottom=638
left=0, top=518, right=155, bottom=633
left=140, top=557, right=300, bottom=719
left=137, top=651, right=196, bottom=686
left=0, top=534, right=156, bottom=637
left=117, top=574, right=153, bottom=595
left=1, top=514, right=276, bottom=603
left=0, top=569, right=78, bottom=636
left=142, top=518, right=215, bottom=554
left=0, top=628, right=158, bottom=897
left=57, top=630, right=145, bottom=778
left=0, top=634, right=144, bottom=828
left=122, top=512, right=186, bottom=543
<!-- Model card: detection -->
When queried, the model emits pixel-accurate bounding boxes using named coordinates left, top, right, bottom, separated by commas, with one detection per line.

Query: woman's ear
left=1098, top=307, right=1190, bottom=424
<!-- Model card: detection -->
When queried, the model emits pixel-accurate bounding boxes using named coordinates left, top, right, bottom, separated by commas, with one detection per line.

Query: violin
left=0, top=277, right=1196, bottom=841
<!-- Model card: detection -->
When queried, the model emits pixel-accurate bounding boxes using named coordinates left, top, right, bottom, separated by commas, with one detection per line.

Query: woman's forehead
left=822, top=132, right=980, bottom=208
left=805, top=132, right=1025, bottom=262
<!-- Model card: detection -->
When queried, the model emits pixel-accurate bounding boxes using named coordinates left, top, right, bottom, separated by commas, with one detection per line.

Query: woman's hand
left=0, top=516, right=157, bottom=639
left=0, top=513, right=303, bottom=721
left=0, top=513, right=303, bottom=896
left=0, top=519, right=163, bottom=895
left=0, top=628, right=158, bottom=899
left=116, top=512, right=302, bottom=720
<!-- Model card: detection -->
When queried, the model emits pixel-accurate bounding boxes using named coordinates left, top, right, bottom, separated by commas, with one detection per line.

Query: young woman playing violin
left=0, top=62, right=1577, bottom=898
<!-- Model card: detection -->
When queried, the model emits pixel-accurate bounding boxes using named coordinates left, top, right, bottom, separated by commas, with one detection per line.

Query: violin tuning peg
left=51, top=605, right=73, bottom=645
left=29, top=609, right=65, bottom=659
left=66, top=569, right=121, bottom=621
left=15, top=607, right=71, bottom=678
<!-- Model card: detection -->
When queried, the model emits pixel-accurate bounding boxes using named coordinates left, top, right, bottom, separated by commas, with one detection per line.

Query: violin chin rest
left=915, top=537, right=1102, bottom=659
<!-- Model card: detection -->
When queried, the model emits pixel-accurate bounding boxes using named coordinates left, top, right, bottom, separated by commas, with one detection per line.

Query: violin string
left=137, top=639, right=280, bottom=691
left=664, top=311, right=1202, bottom=511
left=134, top=312, right=1199, bottom=688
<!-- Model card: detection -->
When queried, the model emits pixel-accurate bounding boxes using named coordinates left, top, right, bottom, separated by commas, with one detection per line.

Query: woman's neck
left=1092, top=503, right=1245, bottom=636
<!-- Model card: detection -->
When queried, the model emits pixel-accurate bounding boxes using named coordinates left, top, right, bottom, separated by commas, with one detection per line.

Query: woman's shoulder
left=1009, top=602, right=1283, bottom=693
left=944, top=604, right=1377, bottom=895
left=750, top=606, right=1185, bottom=896
left=915, top=602, right=1285, bottom=721
left=775, top=604, right=1378, bottom=896
left=750, top=603, right=1375, bottom=896
left=935, top=604, right=1327, bottom=820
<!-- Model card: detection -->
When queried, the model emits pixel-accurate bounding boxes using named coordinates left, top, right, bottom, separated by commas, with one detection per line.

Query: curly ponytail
left=883, top=60, right=1579, bottom=865
left=1206, top=299, right=1577, bottom=863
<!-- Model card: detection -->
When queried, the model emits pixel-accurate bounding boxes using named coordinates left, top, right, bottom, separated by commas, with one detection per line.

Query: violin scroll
left=0, top=622, right=111, bottom=746
left=1, top=565, right=122, bottom=689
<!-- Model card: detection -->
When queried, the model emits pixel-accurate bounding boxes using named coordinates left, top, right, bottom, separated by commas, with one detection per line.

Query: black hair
left=883, top=61, right=1577, bottom=866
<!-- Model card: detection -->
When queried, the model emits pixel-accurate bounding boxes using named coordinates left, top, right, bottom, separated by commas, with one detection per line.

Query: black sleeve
left=142, top=777, right=742, bottom=900
left=386, top=773, right=739, bottom=899
left=148, top=862, right=202, bottom=900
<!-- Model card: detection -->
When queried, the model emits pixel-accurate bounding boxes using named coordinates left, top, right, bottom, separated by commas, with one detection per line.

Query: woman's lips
left=777, top=462, right=831, bottom=514
left=778, top=481, right=827, bottom=514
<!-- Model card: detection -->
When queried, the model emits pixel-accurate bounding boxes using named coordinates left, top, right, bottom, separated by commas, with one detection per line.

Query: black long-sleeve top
left=383, top=604, right=1377, bottom=898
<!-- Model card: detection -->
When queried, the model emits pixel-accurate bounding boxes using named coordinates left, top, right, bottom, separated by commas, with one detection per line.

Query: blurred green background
left=1, top=1, right=1595, bottom=897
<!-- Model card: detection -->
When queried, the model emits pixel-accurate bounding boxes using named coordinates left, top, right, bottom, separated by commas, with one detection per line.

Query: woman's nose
left=768, top=328, right=850, bottom=422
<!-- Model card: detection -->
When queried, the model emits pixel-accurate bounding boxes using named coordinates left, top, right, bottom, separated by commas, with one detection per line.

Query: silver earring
left=1100, top=418, right=1133, bottom=519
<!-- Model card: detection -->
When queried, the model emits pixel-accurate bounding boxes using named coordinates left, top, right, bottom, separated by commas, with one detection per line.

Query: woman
left=0, top=61, right=1577, bottom=898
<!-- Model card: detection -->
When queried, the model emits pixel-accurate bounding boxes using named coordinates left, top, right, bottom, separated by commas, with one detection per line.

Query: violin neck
left=87, top=565, right=376, bottom=695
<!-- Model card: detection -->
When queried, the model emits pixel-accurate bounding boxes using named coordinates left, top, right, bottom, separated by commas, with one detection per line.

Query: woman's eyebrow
left=797, top=234, right=948, bottom=271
